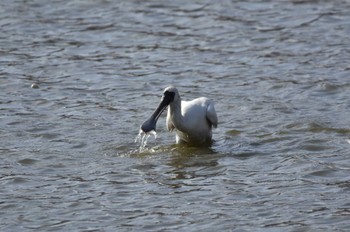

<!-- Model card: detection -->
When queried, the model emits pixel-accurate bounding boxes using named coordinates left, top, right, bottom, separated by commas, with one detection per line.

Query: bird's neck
left=169, top=99, right=186, bottom=131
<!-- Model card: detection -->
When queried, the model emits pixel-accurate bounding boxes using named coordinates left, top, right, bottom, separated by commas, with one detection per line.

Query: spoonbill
left=141, top=86, right=218, bottom=145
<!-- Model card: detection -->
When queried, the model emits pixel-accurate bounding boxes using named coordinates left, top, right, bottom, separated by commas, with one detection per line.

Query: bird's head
left=140, top=86, right=178, bottom=133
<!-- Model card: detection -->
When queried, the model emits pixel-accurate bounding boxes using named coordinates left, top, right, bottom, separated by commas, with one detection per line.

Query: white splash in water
left=135, top=129, right=157, bottom=152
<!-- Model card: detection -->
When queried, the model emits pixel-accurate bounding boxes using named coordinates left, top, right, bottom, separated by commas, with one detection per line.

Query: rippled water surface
left=1, top=0, right=350, bottom=231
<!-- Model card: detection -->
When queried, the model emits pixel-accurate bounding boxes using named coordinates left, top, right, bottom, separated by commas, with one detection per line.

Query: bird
left=141, top=86, right=218, bottom=145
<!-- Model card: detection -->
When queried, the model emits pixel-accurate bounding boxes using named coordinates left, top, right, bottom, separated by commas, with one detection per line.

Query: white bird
left=141, top=86, right=218, bottom=145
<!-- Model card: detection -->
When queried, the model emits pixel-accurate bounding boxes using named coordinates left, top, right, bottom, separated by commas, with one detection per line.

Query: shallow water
left=1, top=0, right=350, bottom=231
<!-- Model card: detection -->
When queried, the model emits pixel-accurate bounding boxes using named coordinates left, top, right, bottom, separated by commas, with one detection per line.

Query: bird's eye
left=163, top=91, right=175, bottom=101
left=164, top=90, right=173, bottom=96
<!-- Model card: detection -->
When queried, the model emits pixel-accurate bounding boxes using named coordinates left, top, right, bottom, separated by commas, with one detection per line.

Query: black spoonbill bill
left=141, top=86, right=218, bottom=145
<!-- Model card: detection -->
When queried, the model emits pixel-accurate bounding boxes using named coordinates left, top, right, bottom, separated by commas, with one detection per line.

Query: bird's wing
left=206, top=101, right=218, bottom=128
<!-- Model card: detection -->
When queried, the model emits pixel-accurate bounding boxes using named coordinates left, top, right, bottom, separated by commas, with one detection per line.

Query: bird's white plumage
left=164, top=86, right=218, bottom=145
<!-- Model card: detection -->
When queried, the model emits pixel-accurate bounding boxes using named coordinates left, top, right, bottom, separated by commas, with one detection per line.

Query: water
left=135, top=130, right=157, bottom=152
left=1, top=0, right=350, bottom=231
